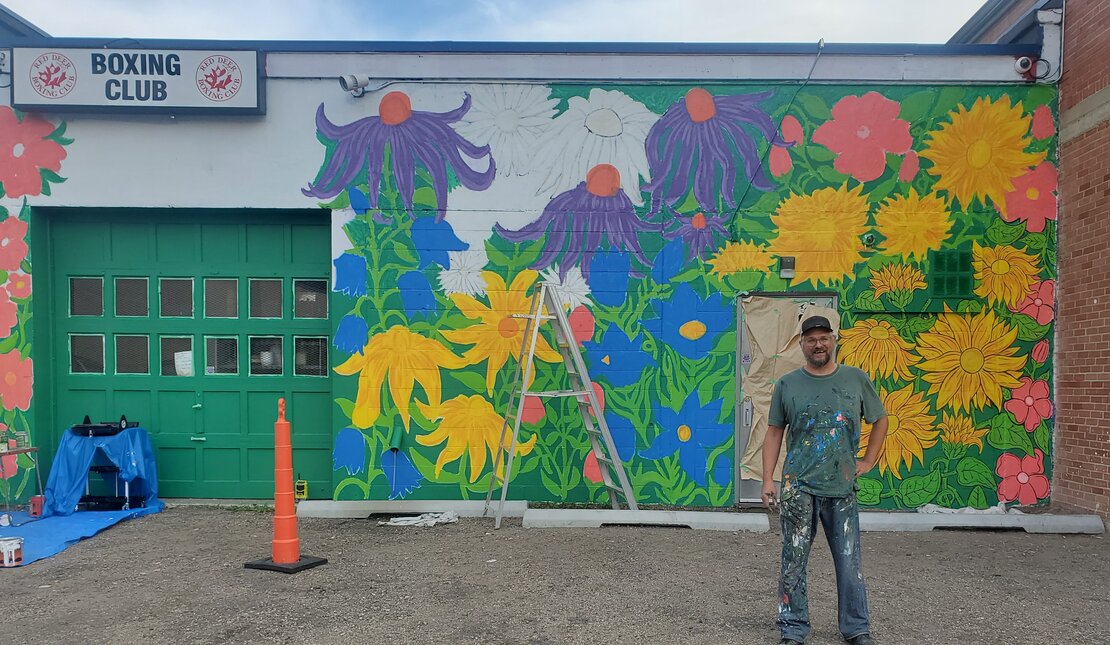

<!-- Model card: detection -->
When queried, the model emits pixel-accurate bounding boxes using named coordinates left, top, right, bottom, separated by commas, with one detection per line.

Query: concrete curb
left=860, top=511, right=1105, bottom=534
left=296, top=499, right=527, bottom=518
left=522, top=508, right=770, bottom=532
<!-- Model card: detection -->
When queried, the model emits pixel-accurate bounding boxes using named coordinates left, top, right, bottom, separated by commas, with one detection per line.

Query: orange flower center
left=497, top=316, right=519, bottom=338
left=679, top=320, right=707, bottom=341
left=379, top=91, right=413, bottom=126
left=867, top=325, right=891, bottom=340
left=691, top=212, right=707, bottom=230
left=677, top=424, right=692, bottom=442
left=1024, top=396, right=1035, bottom=406
left=586, top=164, right=621, bottom=197
left=966, top=139, right=993, bottom=169
left=886, top=414, right=901, bottom=435
left=960, top=348, right=985, bottom=373
left=1026, top=187, right=1040, bottom=200
left=684, top=88, right=716, bottom=123
left=4, top=372, right=16, bottom=386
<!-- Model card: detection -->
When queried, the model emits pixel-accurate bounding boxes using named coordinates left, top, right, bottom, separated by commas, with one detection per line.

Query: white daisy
left=540, top=264, right=591, bottom=311
left=453, top=84, right=558, bottom=177
left=443, top=172, right=550, bottom=250
left=531, top=89, right=659, bottom=205
left=438, top=249, right=489, bottom=297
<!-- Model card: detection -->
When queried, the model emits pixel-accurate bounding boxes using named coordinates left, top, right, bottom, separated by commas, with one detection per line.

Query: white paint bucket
left=0, top=536, right=23, bottom=567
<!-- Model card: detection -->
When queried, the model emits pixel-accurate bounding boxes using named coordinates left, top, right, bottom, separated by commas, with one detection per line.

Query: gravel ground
left=2, top=506, right=1107, bottom=645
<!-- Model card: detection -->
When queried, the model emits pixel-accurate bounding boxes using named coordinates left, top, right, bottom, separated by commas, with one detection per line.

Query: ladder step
left=593, top=453, right=614, bottom=466
left=527, top=389, right=590, bottom=398
left=512, top=313, right=556, bottom=321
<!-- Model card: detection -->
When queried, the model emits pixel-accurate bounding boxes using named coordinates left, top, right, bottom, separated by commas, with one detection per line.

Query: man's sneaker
left=846, top=635, right=876, bottom=645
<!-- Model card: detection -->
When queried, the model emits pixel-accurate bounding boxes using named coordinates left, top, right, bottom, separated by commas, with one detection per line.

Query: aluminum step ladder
left=483, top=281, right=638, bottom=529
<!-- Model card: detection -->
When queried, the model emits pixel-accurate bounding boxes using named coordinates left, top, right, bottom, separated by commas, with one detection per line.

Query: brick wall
left=1056, top=0, right=1110, bottom=519
left=1061, top=0, right=1110, bottom=112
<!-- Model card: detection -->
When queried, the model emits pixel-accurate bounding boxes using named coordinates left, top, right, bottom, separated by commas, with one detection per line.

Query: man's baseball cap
left=801, top=315, right=834, bottom=334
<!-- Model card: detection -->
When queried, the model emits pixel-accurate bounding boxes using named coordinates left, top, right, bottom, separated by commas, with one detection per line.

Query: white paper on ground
left=377, top=511, right=460, bottom=527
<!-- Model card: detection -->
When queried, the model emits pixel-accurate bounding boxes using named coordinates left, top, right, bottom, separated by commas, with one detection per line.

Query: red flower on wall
left=996, top=449, right=1050, bottom=505
left=1004, top=377, right=1054, bottom=432
left=1030, top=105, right=1055, bottom=140
left=1002, top=162, right=1057, bottom=232
left=898, top=150, right=919, bottom=182
left=0, top=350, right=32, bottom=411
left=1031, top=339, right=1049, bottom=364
left=0, top=217, right=29, bottom=272
left=812, top=92, right=912, bottom=182
left=1, top=436, right=17, bottom=480
left=0, top=107, right=67, bottom=199
left=0, top=288, right=16, bottom=337
left=5, top=273, right=30, bottom=299
left=1013, top=279, right=1054, bottom=325
left=770, top=114, right=804, bottom=177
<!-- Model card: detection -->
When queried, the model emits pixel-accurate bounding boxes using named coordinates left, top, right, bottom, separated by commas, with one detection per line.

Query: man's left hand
left=855, top=459, right=874, bottom=478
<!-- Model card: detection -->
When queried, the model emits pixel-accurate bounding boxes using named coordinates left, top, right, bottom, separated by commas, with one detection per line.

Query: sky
left=3, top=0, right=988, bottom=43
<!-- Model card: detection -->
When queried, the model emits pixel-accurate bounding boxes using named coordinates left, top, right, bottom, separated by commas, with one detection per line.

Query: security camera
left=862, top=233, right=876, bottom=247
left=339, top=75, right=371, bottom=97
left=1015, top=57, right=1036, bottom=75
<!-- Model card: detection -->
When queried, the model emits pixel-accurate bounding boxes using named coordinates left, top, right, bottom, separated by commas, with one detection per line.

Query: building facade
left=0, top=19, right=1065, bottom=512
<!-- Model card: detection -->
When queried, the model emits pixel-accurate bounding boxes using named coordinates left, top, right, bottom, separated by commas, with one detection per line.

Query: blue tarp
left=43, top=427, right=164, bottom=517
left=0, top=507, right=160, bottom=566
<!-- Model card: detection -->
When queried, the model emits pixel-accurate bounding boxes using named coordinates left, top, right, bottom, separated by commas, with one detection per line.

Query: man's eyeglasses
left=801, top=335, right=835, bottom=346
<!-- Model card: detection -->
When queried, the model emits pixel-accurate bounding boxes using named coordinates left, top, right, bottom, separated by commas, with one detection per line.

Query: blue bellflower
left=398, top=270, right=437, bottom=319
left=381, top=448, right=423, bottom=499
left=584, top=327, right=656, bottom=388
left=333, top=253, right=368, bottom=297
left=410, top=216, right=468, bottom=269
left=641, top=392, right=732, bottom=487
left=334, top=314, right=369, bottom=355
left=333, top=427, right=367, bottom=476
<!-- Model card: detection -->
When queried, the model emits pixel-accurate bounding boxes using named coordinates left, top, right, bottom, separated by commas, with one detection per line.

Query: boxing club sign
left=11, top=48, right=263, bottom=114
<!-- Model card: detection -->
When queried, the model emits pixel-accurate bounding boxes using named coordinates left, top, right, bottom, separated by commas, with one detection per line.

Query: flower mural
left=0, top=216, right=29, bottom=272
left=313, top=83, right=1058, bottom=510
left=643, top=88, right=781, bottom=214
left=303, top=92, right=496, bottom=218
left=996, top=449, right=1050, bottom=505
left=0, top=107, right=68, bottom=199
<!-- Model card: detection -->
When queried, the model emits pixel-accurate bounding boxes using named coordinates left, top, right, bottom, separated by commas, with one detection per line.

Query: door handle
left=742, top=397, right=753, bottom=427
left=192, top=403, right=203, bottom=410
left=190, top=436, right=207, bottom=442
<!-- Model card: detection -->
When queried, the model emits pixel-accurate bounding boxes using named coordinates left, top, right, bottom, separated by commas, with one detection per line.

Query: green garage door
left=50, top=211, right=333, bottom=499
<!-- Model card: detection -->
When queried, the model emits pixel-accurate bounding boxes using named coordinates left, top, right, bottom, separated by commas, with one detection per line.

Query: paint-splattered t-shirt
left=768, top=364, right=886, bottom=498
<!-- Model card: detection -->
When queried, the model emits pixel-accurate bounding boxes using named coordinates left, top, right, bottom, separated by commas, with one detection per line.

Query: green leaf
left=986, top=412, right=1035, bottom=455
left=956, top=300, right=982, bottom=314
left=1033, top=422, right=1051, bottom=453
left=817, top=165, right=847, bottom=184
left=936, top=488, right=960, bottom=508
left=412, top=187, right=438, bottom=209
left=723, top=271, right=763, bottom=294
left=335, top=398, right=355, bottom=420
left=853, top=289, right=883, bottom=311
left=797, top=94, right=832, bottom=120
left=899, top=469, right=942, bottom=507
left=899, top=91, right=936, bottom=124
left=868, top=176, right=898, bottom=203
left=1023, top=232, right=1047, bottom=251
left=804, top=144, right=836, bottom=163
left=903, top=315, right=935, bottom=336
left=0, top=335, right=18, bottom=354
left=857, top=477, right=882, bottom=506
left=450, top=370, right=489, bottom=394
left=1010, top=313, right=1050, bottom=342
left=16, top=452, right=36, bottom=470
left=968, top=486, right=989, bottom=510
left=935, top=87, right=969, bottom=115
left=391, top=241, right=419, bottom=266
left=986, top=219, right=1025, bottom=246
left=956, top=457, right=996, bottom=489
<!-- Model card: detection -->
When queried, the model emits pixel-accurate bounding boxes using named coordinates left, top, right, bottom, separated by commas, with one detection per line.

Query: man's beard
left=805, top=350, right=831, bottom=368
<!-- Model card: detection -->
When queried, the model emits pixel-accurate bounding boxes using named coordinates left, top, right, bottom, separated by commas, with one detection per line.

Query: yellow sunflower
left=919, top=96, right=1045, bottom=213
left=708, top=241, right=774, bottom=275
left=769, top=184, right=869, bottom=286
left=335, top=326, right=468, bottom=430
left=915, top=307, right=1026, bottom=412
left=417, top=394, right=537, bottom=482
left=874, top=190, right=953, bottom=260
left=938, top=412, right=988, bottom=450
left=972, top=243, right=1040, bottom=307
left=837, top=319, right=918, bottom=381
left=870, top=264, right=927, bottom=301
left=860, top=386, right=939, bottom=479
left=441, top=269, right=562, bottom=394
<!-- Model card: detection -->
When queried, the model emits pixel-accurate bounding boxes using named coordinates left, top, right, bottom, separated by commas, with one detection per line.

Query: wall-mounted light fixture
left=778, top=256, right=795, bottom=280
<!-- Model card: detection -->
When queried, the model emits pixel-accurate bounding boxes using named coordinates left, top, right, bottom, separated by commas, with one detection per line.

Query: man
left=761, top=314, right=888, bottom=645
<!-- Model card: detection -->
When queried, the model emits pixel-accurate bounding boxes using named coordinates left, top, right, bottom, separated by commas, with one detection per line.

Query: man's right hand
left=761, top=482, right=778, bottom=511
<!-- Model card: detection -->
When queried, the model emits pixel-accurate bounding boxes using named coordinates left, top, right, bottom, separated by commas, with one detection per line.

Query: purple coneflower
left=665, top=210, right=729, bottom=262
left=303, top=91, right=495, bottom=221
left=642, top=88, right=785, bottom=216
left=495, top=164, right=654, bottom=279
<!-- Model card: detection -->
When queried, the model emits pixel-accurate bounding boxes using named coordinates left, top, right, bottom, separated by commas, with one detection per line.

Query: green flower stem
left=885, top=470, right=904, bottom=509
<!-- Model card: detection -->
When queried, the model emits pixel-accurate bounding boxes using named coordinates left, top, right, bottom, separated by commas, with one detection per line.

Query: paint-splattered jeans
left=777, top=488, right=870, bottom=642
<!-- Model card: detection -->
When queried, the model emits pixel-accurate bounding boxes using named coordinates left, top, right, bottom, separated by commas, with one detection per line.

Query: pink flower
left=1031, top=339, right=1049, bottom=364
left=1, top=436, right=16, bottom=480
left=521, top=396, right=546, bottom=424
left=569, top=305, right=595, bottom=345
left=0, top=108, right=67, bottom=199
left=1004, top=377, right=1054, bottom=432
left=0, top=287, right=15, bottom=337
left=0, top=217, right=28, bottom=272
left=0, top=350, right=32, bottom=411
left=898, top=151, right=919, bottom=182
left=1031, top=105, right=1055, bottom=140
left=1013, top=279, right=1054, bottom=325
left=583, top=451, right=602, bottom=483
left=769, top=146, right=793, bottom=177
left=5, top=272, right=30, bottom=299
left=781, top=114, right=805, bottom=145
left=1002, top=163, right=1057, bottom=233
left=812, top=92, right=912, bottom=182
left=996, top=449, right=1050, bottom=505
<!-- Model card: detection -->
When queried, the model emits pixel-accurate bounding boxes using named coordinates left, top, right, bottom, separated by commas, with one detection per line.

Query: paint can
left=0, top=537, right=23, bottom=567
left=29, top=495, right=45, bottom=517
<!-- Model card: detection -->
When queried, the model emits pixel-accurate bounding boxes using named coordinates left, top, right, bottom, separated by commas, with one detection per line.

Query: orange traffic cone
left=245, top=398, right=326, bottom=573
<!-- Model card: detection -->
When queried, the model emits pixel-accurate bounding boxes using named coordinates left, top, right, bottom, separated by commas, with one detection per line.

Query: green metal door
left=50, top=210, right=332, bottom=499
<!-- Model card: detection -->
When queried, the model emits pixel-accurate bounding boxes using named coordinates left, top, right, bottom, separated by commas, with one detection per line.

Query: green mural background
left=310, top=82, right=1058, bottom=510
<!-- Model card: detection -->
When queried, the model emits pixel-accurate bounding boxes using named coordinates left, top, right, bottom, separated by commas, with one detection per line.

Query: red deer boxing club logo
left=29, top=52, right=77, bottom=99
left=195, top=55, right=243, bottom=101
